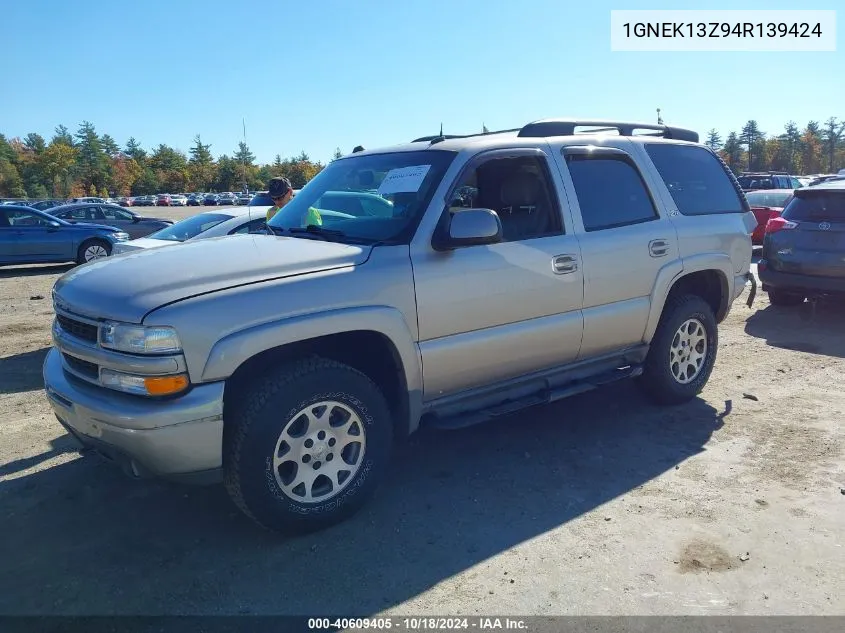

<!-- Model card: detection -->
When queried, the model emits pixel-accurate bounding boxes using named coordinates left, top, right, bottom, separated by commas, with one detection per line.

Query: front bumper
left=43, top=348, right=224, bottom=483
left=759, top=266, right=845, bottom=296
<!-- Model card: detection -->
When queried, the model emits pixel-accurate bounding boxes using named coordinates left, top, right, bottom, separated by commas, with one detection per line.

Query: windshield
left=147, top=212, right=235, bottom=242
left=267, top=150, right=456, bottom=243
left=745, top=191, right=792, bottom=208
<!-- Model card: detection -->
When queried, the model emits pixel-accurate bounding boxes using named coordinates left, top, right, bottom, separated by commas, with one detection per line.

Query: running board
left=425, top=365, right=643, bottom=431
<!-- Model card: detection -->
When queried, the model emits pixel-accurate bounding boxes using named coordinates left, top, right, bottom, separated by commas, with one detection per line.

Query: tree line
left=706, top=117, right=844, bottom=175
left=3, top=117, right=844, bottom=199
left=0, top=121, right=337, bottom=200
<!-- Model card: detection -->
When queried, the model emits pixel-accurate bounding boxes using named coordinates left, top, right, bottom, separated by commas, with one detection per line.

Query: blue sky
left=3, top=0, right=842, bottom=164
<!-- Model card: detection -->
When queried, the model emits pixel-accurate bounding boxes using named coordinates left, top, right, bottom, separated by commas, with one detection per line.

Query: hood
left=65, top=221, right=120, bottom=232
left=112, top=237, right=173, bottom=253
left=53, top=234, right=370, bottom=323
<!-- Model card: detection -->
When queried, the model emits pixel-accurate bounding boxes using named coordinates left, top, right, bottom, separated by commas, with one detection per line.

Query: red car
left=745, top=189, right=794, bottom=245
left=156, top=194, right=172, bottom=206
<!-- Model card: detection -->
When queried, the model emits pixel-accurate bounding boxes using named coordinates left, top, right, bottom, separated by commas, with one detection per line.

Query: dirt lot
left=0, top=237, right=843, bottom=616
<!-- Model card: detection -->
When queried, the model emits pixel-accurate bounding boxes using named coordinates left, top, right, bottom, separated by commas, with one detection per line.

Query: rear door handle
left=552, top=254, right=578, bottom=274
left=649, top=239, right=669, bottom=257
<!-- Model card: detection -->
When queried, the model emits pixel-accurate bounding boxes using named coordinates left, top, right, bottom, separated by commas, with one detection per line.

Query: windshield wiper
left=287, top=224, right=348, bottom=240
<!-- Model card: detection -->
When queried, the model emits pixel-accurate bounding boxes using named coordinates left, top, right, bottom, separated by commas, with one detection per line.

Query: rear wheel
left=767, top=288, right=805, bottom=306
left=76, top=239, right=111, bottom=264
left=223, top=357, right=394, bottom=535
left=638, top=294, right=718, bottom=405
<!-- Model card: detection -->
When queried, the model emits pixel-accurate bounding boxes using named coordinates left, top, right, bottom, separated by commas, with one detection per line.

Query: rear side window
left=645, top=144, right=746, bottom=215
left=566, top=155, right=657, bottom=231
left=783, top=192, right=845, bottom=222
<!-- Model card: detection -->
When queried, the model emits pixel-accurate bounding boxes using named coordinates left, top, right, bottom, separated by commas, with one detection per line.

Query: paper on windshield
left=377, top=165, right=431, bottom=195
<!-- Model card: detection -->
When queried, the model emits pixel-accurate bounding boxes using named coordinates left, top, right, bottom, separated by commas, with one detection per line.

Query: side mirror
left=432, top=208, right=502, bottom=251
left=47, top=220, right=61, bottom=229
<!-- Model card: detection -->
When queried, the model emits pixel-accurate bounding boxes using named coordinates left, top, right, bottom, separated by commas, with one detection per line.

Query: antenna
left=439, top=123, right=443, bottom=136
left=656, top=108, right=663, bottom=125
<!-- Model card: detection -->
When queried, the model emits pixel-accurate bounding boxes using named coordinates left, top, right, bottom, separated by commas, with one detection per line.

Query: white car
left=111, top=207, right=269, bottom=254
left=169, top=194, right=189, bottom=207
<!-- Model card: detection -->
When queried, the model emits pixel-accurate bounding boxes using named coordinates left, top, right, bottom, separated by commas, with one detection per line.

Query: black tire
left=76, top=238, right=112, bottom=264
left=223, top=356, right=394, bottom=535
left=638, top=294, right=718, bottom=406
left=767, top=288, right=805, bottom=306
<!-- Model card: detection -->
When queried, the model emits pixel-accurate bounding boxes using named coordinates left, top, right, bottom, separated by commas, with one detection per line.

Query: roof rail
left=517, top=119, right=699, bottom=143
left=411, top=128, right=521, bottom=144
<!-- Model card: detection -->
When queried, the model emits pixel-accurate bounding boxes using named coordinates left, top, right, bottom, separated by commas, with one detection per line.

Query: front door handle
left=649, top=239, right=669, bottom=257
left=552, top=254, right=578, bottom=274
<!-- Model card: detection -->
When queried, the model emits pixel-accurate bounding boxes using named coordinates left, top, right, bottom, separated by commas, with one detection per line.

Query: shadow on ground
left=0, top=347, right=49, bottom=394
left=745, top=299, right=845, bottom=358
left=0, top=264, right=74, bottom=279
left=0, top=382, right=728, bottom=615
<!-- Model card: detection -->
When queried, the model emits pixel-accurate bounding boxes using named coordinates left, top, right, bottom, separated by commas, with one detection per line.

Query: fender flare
left=201, top=305, right=424, bottom=432
left=643, top=254, right=733, bottom=343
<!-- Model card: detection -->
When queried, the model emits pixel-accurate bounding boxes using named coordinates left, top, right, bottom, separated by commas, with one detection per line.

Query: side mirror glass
left=47, top=220, right=61, bottom=228
left=434, top=208, right=502, bottom=250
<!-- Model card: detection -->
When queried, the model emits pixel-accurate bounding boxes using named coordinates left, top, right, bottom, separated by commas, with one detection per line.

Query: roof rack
left=412, top=128, right=521, bottom=144
left=517, top=119, right=699, bottom=143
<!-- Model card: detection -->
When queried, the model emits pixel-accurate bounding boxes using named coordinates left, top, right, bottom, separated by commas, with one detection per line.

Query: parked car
left=27, top=199, right=65, bottom=212
left=44, top=117, right=757, bottom=535
left=247, top=190, right=300, bottom=207
left=132, top=195, right=152, bottom=207
left=170, top=194, right=189, bottom=207
left=736, top=172, right=794, bottom=191
left=156, top=194, right=172, bottom=206
left=236, top=192, right=253, bottom=205
left=744, top=189, right=794, bottom=246
left=0, top=205, right=130, bottom=265
left=116, top=197, right=134, bottom=207
left=68, top=197, right=107, bottom=204
left=187, top=194, right=204, bottom=206
left=112, top=208, right=271, bottom=254
left=759, top=179, right=845, bottom=305
left=203, top=193, right=219, bottom=205
left=47, top=203, right=174, bottom=239
left=217, top=192, right=238, bottom=206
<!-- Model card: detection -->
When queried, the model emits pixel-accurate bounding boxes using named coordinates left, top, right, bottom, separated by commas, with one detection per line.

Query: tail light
left=765, top=217, right=797, bottom=234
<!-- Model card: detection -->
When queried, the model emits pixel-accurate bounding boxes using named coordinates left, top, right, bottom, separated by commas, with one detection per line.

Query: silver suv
left=43, top=119, right=758, bottom=534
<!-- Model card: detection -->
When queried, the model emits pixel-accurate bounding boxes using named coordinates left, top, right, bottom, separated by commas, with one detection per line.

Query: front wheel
left=76, top=239, right=111, bottom=264
left=638, top=294, right=718, bottom=405
left=223, top=357, right=394, bottom=535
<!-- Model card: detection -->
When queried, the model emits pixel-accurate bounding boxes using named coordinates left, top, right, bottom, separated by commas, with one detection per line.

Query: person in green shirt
left=266, top=176, right=322, bottom=227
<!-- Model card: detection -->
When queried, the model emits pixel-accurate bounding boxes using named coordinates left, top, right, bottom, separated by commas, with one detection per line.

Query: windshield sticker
left=377, top=165, right=431, bottom=195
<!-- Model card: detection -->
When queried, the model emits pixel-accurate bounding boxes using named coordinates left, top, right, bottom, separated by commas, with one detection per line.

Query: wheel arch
left=645, top=254, right=733, bottom=343
left=209, top=306, right=423, bottom=438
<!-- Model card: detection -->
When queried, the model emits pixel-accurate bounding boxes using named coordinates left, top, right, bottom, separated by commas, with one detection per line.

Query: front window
left=147, top=212, right=235, bottom=242
left=267, top=149, right=456, bottom=243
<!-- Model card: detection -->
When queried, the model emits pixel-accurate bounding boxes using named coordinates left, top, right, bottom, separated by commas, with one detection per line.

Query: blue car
left=0, top=205, right=130, bottom=266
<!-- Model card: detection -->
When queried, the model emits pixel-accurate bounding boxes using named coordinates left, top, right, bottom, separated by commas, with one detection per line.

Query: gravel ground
left=0, top=237, right=843, bottom=616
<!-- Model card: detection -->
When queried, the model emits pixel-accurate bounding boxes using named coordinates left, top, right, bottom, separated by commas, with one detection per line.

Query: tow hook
left=745, top=271, right=757, bottom=308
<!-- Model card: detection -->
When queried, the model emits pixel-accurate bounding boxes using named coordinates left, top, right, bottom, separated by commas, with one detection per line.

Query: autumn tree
left=800, top=129, right=824, bottom=174
left=149, top=144, right=188, bottom=192
left=100, top=134, right=120, bottom=156
left=40, top=142, right=78, bottom=197
left=24, top=133, right=46, bottom=154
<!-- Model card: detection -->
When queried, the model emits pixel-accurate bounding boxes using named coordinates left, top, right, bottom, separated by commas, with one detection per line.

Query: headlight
left=113, top=232, right=130, bottom=241
left=100, top=321, right=182, bottom=354
left=100, top=368, right=189, bottom=396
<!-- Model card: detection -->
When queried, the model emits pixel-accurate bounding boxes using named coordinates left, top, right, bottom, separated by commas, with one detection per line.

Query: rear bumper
left=42, top=347, right=224, bottom=483
left=759, top=265, right=845, bottom=296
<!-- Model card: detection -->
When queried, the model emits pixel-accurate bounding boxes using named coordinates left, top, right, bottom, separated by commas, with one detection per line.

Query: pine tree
left=705, top=129, right=722, bottom=151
